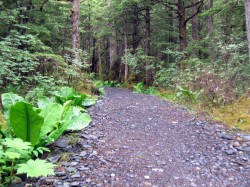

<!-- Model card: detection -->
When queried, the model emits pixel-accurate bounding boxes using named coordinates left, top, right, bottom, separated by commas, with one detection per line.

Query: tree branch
left=184, top=1, right=203, bottom=25
left=185, top=0, right=203, bottom=9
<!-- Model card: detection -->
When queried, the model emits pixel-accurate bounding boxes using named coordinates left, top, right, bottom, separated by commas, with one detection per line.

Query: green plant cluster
left=133, top=82, right=157, bottom=95
left=0, top=86, right=95, bottom=185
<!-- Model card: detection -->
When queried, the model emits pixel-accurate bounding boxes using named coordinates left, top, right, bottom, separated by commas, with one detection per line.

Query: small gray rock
left=225, top=150, right=236, bottom=155
left=66, top=167, right=77, bottom=173
left=49, top=155, right=61, bottom=163
left=70, top=182, right=80, bottom=186
left=56, top=138, right=69, bottom=148
left=71, top=173, right=81, bottom=178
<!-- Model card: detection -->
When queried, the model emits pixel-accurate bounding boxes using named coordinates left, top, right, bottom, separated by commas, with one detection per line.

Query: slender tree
left=72, top=0, right=81, bottom=64
left=244, top=0, right=250, bottom=59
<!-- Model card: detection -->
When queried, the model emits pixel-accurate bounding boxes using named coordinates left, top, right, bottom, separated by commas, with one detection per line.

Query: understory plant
left=0, top=86, right=95, bottom=185
left=0, top=138, right=54, bottom=185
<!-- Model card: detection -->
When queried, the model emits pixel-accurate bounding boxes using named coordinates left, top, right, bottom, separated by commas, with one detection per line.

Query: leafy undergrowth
left=210, top=93, right=250, bottom=131
left=0, top=85, right=99, bottom=186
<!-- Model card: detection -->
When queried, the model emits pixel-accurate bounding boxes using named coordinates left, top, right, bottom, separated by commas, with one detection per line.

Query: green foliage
left=0, top=138, right=32, bottom=185
left=64, top=106, right=91, bottom=131
left=1, top=86, right=93, bottom=148
left=17, top=159, right=55, bottom=178
left=53, top=86, right=93, bottom=107
left=39, top=103, right=62, bottom=138
left=176, top=86, right=203, bottom=104
left=0, top=30, right=49, bottom=88
left=1, top=93, right=24, bottom=117
left=9, top=102, right=44, bottom=146
left=133, top=82, right=144, bottom=93
left=103, top=81, right=122, bottom=87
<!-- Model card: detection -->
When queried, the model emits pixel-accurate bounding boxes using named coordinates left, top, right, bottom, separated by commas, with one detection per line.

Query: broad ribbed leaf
left=38, top=96, right=53, bottom=110
left=53, top=87, right=76, bottom=103
left=82, top=98, right=97, bottom=107
left=66, top=113, right=91, bottom=131
left=1, top=93, right=24, bottom=117
left=10, top=102, right=44, bottom=146
left=65, top=106, right=91, bottom=131
left=40, top=103, right=62, bottom=138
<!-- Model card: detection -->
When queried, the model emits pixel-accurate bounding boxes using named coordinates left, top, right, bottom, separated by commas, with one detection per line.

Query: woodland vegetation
left=0, top=0, right=250, bottom=185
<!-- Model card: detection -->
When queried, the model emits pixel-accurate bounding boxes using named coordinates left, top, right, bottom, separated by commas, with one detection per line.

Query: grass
left=210, top=93, right=250, bottom=131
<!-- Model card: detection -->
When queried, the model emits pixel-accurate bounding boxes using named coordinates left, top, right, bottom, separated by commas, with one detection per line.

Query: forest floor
left=28, top=88, right=250, bottom=187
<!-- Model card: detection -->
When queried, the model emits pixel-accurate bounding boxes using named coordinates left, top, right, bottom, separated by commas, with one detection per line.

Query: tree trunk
left=205, top=0, right=213, bottom=63
left=132, top=4, right=140, bottom=54
left=124, top=10, right=129, bottom=82
left=98, top=44, right=102, bottom=77
left=72, top=0, right=81, bottom=64
left=244, top=0, right=250, bottom=59
left=178, top=0, right=187, bottom=51
left=205, top=0, right=213, bottom=35
left=192, top=2, right=199, bottom=40
left=91, top=37, right=97, bottom=72
left=145, top=5, right=151, bottom=84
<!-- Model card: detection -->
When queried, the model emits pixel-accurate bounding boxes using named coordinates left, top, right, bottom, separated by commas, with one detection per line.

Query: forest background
left=0, top=0, right=250, bottom=130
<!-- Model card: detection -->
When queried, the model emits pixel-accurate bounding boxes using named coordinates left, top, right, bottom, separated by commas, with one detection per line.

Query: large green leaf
left=53, top=87, right=76, bottom=104
left=38, top=96, right=53, bottom=110
left=10, top=102, right=44, bottom=146
left=1, top=93, right=24, bottom=117
left=66, top=113, right=91, bottom=131
left=65, top=106, right=91, bottom=131
left=17, top=159, right=55, bottom=178
left=72, top=94, right=88, bottom=106
left=82, top=98, right=97, bottom=107
left=45, top=101, right=72, bottom=143
left=39, top=103, right=62, bottom=138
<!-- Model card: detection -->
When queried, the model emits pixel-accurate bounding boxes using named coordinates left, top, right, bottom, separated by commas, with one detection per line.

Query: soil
left=28, top=88, right=250, bottom=187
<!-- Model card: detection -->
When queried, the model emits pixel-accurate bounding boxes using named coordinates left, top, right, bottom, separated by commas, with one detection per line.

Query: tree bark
left=124, top=10, right=129, bottom=82
left=192, top=1, right=199, bottom=40
left=98, top=44, right=102, bottom=77
left=205, top=0, right=213, bottom=63
left=205, top=0, right=213, bottom=35
left=178, top=0, right=187, bottom=51
left=72, top=0, right=81, bottom=64
left=145, top=5, right=151, bottom=84
left=132, top=4, right=140, bottom=54
left=244, top=0, right=250, bottom=59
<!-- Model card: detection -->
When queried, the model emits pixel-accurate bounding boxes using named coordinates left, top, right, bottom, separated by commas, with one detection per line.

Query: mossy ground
left=157, top=88, right=250, bottom=132
left=210, top=93, right=250, bottom=132
left=0, top=112, right=7, bottom=135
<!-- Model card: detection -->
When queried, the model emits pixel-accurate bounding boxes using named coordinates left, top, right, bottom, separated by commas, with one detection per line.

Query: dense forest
left=0, top=0, right=250, bottom=185
left=0, top=0, right=249, bottom=92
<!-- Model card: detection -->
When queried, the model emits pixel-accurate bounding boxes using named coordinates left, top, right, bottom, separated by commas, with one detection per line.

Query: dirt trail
left=35, top=88, right=250, bottom=187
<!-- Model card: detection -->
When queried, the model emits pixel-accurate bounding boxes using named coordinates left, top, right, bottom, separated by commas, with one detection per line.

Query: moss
left=210, top=92, right=250, bottom=131
left=0, top=112, right=7, bottom=130
left=0, top=112, right=7, bottom=138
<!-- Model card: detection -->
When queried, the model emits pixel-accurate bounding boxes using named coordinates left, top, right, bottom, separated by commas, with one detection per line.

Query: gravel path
left=35, top=88, right=250, bottom=187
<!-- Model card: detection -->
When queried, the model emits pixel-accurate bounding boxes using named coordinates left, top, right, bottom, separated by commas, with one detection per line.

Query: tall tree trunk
left=205, top=0, right=213, bottom=35
left=72, top=0, right=81, bottom=64
left=145, top=5, right=151, bottom=84
left=178, top=0, right=187, bottom=51
left=244, top=0, right=250, bottom=59
left=87, top=1, right=92, bottom=66
left=192, top=2, right=199, bottom=40
left=98, top=44, right=102, bottom=77
left=132, top=4, right=140, bottom=54
left=107, top=0, right=118, bottom=79
left=205, top=0, right=213, bottom=63
left=124, top=10, right=129, bottom=82
left=91, top=37, right=97, bottom=72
